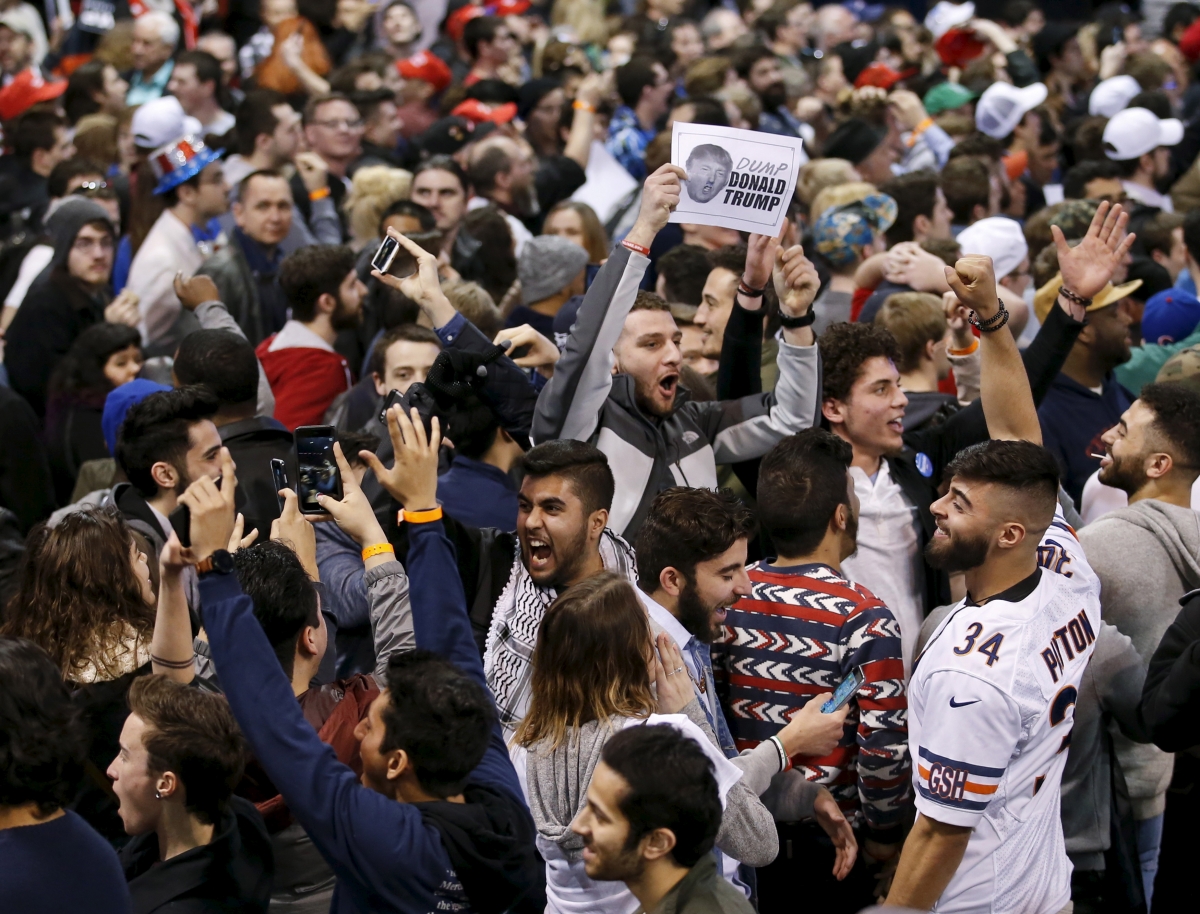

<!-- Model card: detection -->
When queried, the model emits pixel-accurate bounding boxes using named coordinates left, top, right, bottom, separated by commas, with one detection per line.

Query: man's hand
left=776, top=694, right=850, bottom=757
left=271, top=488, right=319, bottom=580
left=773, top=243, right=820, bottom=316
left=1054, top=200, right=1136, bottom=302
left=744, top=222, right=786, bottom=292
left=295, top=151, right=329, bottom=194
left=361, top=406, right=441, bottom=512
left=969, top=17, right=1016, bottom=54
left=180, top=448, right=237, bottom=563
left=574, top=71, right=605, bottom=109
left=160, top=530, right=191, bottom=579
left=494, top=324, right=560, bottom=378
left=813, top=787, right=858, bottom=880
left=944, top=255, right=1000, bottom=322
left=886, top=242, right=952, bottom=293
left=626, top=163, right=685, bottom=250
left=371, top=228, right=453, bottom=314
left=888, top=89, right=928, bottom=131
left=943, top=291, right=974, bottom=350
left=105, top=289, right=140, bottom=326
left=174, top=273, right=220, bottom=311
left=227, top=513, right=259, bottom=552
left=315, top=443, right=389, bottom=549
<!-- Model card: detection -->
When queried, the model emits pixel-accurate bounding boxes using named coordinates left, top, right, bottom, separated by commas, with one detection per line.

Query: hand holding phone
left=821, top=667, right=864, bottom=713
left=294, top=426, right=343, bottom=516
left=270, top=458, right=289, bottom=512
left=371, top=235, right=417, bottom=279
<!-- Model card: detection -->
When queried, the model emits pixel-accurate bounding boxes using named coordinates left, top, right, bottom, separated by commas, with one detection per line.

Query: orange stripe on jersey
left=964, top=780, right=998, bottom=795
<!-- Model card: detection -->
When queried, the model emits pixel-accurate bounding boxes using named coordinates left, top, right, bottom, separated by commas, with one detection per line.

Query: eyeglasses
left=312, top=118, right=365, bottom=131
left=73, top=236, right=115, bottom=253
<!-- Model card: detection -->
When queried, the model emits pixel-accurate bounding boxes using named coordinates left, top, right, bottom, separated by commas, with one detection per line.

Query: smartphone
left=371, top=235, right=416, bottom=279
left=821, top=667, right=864, bottom=713
left=270, top=458, right=288, bottom=512
left=294, top=426, right=342, bottom=515
left=167, top=476, right=222, bottom=547
left=378, top=383, right=438, bottom=439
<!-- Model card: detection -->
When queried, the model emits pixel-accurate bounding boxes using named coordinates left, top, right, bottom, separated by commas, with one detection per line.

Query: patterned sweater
left=714, top=561, right=911, bottom=840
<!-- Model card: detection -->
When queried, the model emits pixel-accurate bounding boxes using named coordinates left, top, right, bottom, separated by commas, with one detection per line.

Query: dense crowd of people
left=4, top=0, right=1200, bottom=913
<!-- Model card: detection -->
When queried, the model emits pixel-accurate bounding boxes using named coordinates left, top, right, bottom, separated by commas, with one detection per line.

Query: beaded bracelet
left=968, top=301, right=1010, bottom=333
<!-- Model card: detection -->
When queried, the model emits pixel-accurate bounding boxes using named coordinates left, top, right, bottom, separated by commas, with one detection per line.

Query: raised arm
left=150, top=532, right=197, bottom=683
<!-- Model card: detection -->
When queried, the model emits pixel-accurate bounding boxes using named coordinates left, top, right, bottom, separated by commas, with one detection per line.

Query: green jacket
left=1115, top=329, right=1200, bottom=395
left=636, top=855, right=755, bottom=914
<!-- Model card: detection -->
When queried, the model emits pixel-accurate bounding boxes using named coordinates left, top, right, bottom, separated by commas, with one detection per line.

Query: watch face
left=212, top=550, right=235, bottom=574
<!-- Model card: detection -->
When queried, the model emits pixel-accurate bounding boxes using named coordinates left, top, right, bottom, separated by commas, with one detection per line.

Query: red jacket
left=257, top=329, right=351, bottom=430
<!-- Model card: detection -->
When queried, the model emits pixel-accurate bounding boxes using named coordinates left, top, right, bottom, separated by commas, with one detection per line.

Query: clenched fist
left=944, top=255, right=999, bottom=323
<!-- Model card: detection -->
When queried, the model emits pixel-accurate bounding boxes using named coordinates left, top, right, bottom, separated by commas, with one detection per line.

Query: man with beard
left=820, top=202, right=1135, bottom=670
left=257, top=244, right=365, bottom=430
left=467, top=135, right=537, bottom=253
left=719, top=428, right=909, bottom=913
left=887, top=440, right=1100, bottom=914
left=534, top=164, right=822, bottom=539
left=735, top=47, right=805, bottom=138
left=684, top=145, right=733, bottom=204
left=1075, top=382, right=1200, bottom=901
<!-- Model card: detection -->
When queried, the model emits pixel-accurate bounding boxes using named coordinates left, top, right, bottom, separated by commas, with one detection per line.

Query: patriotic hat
left=150, top=134, right=224, bottom=195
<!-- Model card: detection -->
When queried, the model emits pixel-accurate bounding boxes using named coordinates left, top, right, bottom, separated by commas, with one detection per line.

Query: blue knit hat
left=103, top=379, right=171, bottom=455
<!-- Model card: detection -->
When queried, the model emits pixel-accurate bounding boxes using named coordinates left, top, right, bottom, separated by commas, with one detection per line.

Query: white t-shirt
left=909, top=506, right=1100, bottom=914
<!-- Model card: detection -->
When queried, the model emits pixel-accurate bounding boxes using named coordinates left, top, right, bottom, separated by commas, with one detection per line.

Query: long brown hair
left=543, top=200, right=609, bottom=264
left=515, top=572, right=655, bottom=750
left=1, top=508, right=154, bottom=679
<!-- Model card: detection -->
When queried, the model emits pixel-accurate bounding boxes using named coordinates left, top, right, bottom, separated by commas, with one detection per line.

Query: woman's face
left=384, top=4, right=419, bottom=46
left=130, top=540, right=153, bottom=605
left=101, top=66, right=128, bottom=113
left=543, top=208, right=588, bottom=254
left=104, top=344, right=143, bottom=389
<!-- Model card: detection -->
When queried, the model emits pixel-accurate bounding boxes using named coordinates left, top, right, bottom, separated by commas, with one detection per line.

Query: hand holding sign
left=627, top=163, right=685, bottom=250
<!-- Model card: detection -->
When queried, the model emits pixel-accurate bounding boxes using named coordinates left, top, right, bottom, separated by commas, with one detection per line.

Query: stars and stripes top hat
left=149, top=134, right=224, bottom=195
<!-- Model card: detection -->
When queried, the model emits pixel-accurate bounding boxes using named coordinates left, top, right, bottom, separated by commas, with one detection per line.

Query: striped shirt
left=715, top=562, right=911, bottom=838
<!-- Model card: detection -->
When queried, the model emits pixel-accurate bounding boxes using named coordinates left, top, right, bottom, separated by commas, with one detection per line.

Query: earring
left=154, top=790, right=163, bottom=800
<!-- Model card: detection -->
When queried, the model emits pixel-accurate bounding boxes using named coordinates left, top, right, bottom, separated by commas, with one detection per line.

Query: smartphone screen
left=821, top=667, right=864, bottom=713
left=270, top=458, right=288, bottom=512
left=371, top=236, right=399, bottom=274
left=294, top=426, right=342, bottom=515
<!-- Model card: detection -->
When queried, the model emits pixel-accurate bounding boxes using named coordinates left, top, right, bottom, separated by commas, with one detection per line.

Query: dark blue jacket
left=199, top=520, right=542, bottom=913
left=439, top=455, right=519, bottom=531
left=1037, top=371, right=1132, bottom=506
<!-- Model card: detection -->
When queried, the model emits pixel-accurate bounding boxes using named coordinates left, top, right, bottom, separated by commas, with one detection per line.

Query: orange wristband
left=361, top=543, right=395, bottom=561
left=573, top=99, right=596, bottom=112
left=949, top=338, right=979, bottom=356
left=905, top=116, right=934, bottom=147
left=309, top=186, right=331, bottom=201
left=400, top=506, right=443, bottom=524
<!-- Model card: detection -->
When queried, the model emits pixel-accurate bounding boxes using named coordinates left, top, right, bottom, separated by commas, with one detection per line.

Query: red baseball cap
left=491, top=0, right=531, bottom=15
left=936, top=28, right=987, bottom=69
left=451, top=98, right=518, bottom=124
left=397, top=51, right=453, bottom=93
left=447, top=3, right=485, bottom=41
left=0, top=68, right=67, bottom=122
left=854, top=62, right=904, bottom=90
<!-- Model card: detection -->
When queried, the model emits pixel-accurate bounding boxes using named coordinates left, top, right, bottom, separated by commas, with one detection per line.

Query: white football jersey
left=909, top=508, right=1100, bottom=914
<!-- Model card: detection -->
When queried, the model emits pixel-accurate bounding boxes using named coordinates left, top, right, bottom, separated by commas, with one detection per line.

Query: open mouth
left=528, top=538, right=552, bottom=570
left=713, top=605, right=729, bottom=624
left=887, top=418, right=904, bottom=434
left=933, top=523, right=949, bottom=539
left=659, top=374, right=679, bottom=398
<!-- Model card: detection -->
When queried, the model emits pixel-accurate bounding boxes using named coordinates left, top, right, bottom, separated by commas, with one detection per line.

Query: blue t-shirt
left=0, top=809, right=131, bottom=913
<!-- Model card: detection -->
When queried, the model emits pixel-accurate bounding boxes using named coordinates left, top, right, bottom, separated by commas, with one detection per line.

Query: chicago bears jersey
left=909, top=508, right=1100, bottom=914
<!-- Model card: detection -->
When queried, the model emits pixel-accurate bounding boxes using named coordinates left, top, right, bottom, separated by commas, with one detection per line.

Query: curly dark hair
left=47, top=322, right=142, bottom=402
left=817, top=322, right=900, bottom=404
left=0, top=638, right=87, bottom=813
left=1, top=507, right=154, bottom=679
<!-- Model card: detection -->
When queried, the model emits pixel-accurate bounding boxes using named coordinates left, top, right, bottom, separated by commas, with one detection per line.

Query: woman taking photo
left=44, top=323, right=143, bottom=503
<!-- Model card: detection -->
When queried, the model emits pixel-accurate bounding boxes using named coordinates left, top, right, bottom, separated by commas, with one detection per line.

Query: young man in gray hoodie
left=1078, top=380, right=1200, bottom=908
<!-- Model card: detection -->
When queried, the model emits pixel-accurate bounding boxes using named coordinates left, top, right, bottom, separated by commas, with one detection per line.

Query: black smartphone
left=371, top=235, right=416, bottom=279
left=294, top=425, right=342, bottom=515
left=378, top=383, right=438, bottom=439
left=167, top=476, right=222, bottom=548
left=270, top=458, right=288, bottom=512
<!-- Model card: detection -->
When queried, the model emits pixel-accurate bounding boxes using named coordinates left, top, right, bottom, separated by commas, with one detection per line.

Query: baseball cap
left=1103, top=107, right=1183, bottom=161
left=1124, top=257, right=1174, bottom=302
left=396, top=50, right=452, bottom=94
left=0, top=12, right=34, bottom=39
left=855, top=62, right=903, bottom=90
left=1142, top=289, right=1200, bottom=345
left=451, top=98, right=517, bottom=125
left=814, top=193, right=898, bottom=268
left=416, top=115, right=496, bottom=156
left=1088, top=75, right=1141, bottom=117
left=103, top=379, right=171, bottom=456
left=0, top=68, right=66, bottom=122
left=923, top=81, right=976, bottom=115
left=446, top=3, right=485, bottom=41
left=132, top=95, right=203, bottom=150
left=1156, top=345, right=1200, bottom=392
left=935, top=28, right=987, bottom=68
left=842, top=0, right=885, bottom=23
left=955, top=217, right=1028, bottom=281
left=518, top=235, right=589, bottom=305
left=975, top=81, right=1048, bottom=140
left=1034, top=272, right=1143, bottom=323
left=924, top=0, right=975, bottom=39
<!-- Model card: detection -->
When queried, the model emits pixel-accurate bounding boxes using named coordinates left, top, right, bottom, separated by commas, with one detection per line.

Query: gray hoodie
left=1078, top=499, right=1200, bottom=818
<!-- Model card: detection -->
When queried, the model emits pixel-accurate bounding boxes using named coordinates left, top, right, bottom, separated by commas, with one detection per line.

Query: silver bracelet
left=768, top=734, right=791, bottom=772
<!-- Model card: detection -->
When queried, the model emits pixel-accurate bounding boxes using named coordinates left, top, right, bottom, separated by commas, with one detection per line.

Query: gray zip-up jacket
left=532, top=245, right=821, bottom=537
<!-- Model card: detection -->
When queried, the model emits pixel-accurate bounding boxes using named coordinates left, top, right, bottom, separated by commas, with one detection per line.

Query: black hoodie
left=6, top=198, right=117, bottom=417
left=120, top=795, right=274, bottom=914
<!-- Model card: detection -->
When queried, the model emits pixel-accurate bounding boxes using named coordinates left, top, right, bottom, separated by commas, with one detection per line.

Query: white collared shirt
left=1121, top=179, right=1174, bottom=213
left=842, top=460, right=924, bottom=677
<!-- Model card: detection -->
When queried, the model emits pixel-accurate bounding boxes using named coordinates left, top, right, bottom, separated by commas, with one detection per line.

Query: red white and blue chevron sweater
left=714, top=561, right=911, bottom=841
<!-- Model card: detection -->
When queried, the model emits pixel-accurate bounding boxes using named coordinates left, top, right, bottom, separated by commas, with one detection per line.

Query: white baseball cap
left=131, top=96, right=203, bottom=150
left=975, top=81, right=1048, bottom=139
left=1088, top=75, right=1141, bottom=117
left=955, top=216, right=1028, bottom=280
left=924, top=1, right=975, bottom=39
left=1103, top=107, right=1184, bottom=161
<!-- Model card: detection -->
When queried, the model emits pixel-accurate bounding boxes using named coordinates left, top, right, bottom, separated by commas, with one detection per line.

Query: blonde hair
left=442, top=279, right=503, bottom=338
left=344, top=166, right=412, bottom=248
left=810, top=181, right=877, bottom=223
left=874, top=292, right=948, bottom=374
left=796, top=159, right=860, bottom=208
left=73, top=114, right=120, bottom=168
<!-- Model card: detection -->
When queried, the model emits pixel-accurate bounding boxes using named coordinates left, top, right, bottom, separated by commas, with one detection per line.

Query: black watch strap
left=778, top=309, right=816, bottom=329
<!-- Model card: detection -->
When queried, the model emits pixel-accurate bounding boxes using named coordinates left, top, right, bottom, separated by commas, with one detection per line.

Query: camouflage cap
left=814, top=193, right=898, bottom=268
left=1049, top=199, right=1098, bottom=242
left=1156, top=345, right=1200, bottom=394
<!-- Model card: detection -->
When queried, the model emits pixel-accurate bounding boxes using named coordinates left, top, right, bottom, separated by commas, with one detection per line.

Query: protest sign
left=669, top=122, right=808, bottom=236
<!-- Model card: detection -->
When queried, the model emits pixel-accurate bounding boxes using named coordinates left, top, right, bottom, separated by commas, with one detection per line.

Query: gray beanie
left=518, top=235, right=589, bottom=305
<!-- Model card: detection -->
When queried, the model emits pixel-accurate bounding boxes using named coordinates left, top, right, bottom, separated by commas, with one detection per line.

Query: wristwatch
left=778, top=309, right=816, bottom=329
left=196, top=549, right=235, bottom=577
